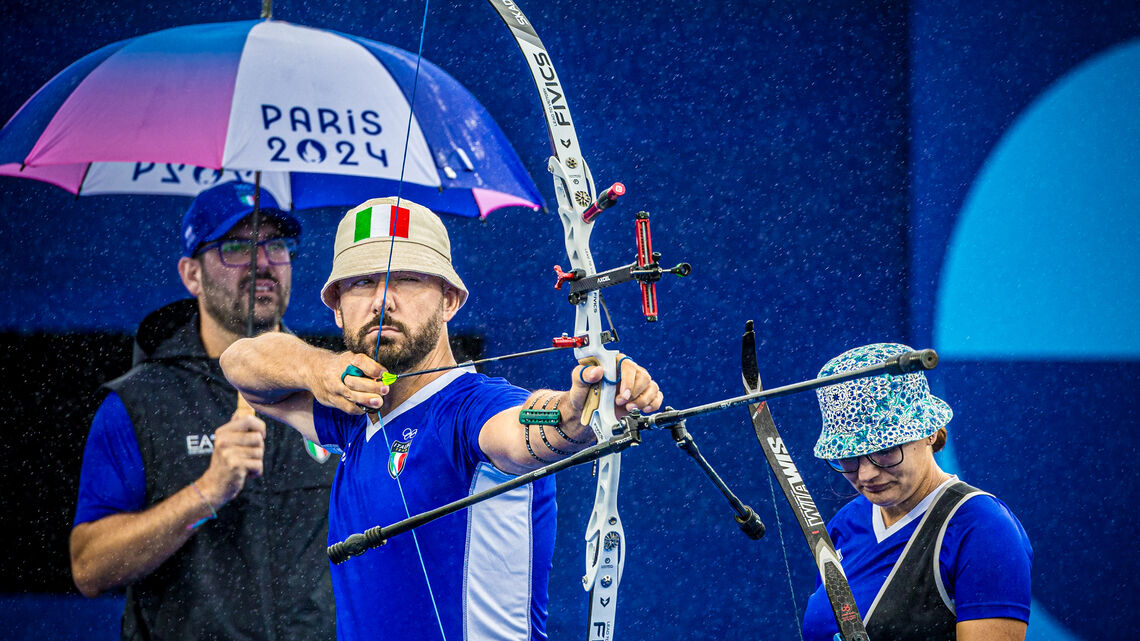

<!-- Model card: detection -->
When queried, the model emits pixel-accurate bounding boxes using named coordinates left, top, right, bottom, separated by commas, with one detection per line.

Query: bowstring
left=766, top=467, right=805, bottom=641
left=371, top=1, right=447, bottom=639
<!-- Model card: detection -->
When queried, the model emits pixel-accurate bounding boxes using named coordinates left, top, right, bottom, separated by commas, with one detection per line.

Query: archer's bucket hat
left=813, top=343, right=953, bottom=460
left=320, top=197, right=468, bottom=310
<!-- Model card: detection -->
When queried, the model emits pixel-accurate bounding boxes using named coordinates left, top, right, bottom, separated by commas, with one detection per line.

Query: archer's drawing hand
left=318, top=351, right=390, bottom=415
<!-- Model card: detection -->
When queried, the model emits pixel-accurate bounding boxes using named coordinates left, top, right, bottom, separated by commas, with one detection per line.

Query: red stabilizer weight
left=582, top=182, right=626, bottom=223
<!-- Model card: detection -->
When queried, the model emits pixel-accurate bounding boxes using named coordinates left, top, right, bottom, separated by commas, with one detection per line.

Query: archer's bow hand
left=569, top=355, right=663, bottom=423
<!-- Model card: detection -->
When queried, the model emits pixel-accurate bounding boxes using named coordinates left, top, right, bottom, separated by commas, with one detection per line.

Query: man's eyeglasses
left=826, top=445, right=904, bottom=473
left=196, top=237, right=298, bottom=268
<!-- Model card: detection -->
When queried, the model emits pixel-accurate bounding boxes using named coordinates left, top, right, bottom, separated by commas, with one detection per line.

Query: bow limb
left=486, top=3, right=624, bottom=640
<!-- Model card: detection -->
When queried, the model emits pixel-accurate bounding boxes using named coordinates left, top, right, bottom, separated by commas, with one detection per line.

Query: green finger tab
left=341, top=364, right=365, bottom=384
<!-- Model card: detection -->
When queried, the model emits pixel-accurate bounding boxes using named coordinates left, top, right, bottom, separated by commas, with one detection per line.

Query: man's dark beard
left=200, top=266, right=288, bottom=336
left=344, top=302, right=445, bottom=375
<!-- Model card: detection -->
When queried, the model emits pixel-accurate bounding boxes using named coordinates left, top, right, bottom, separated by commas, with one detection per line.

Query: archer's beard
left=200, top=268, right=289, bottom=336
left=344, top=305, right=445, bottom=375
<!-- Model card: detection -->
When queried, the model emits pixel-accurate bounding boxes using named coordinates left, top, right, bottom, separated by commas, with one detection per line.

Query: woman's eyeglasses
left=826, top=445, right=904, bottom=473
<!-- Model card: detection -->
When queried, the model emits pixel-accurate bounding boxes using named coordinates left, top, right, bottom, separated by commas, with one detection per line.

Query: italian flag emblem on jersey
left=354, top=205, right=410, bottom=242
left=304, top=439, right=331, bottom=464
left=389, top=440, right=411, bottom=478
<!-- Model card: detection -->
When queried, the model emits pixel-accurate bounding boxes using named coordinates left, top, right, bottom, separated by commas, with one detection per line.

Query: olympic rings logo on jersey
left=388, top=428, right=420, bottom=478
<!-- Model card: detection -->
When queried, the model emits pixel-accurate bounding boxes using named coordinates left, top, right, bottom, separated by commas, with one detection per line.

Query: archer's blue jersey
left=801, top=477, right=1033, bottom=640
left=314, top=370, right=556, bottom=641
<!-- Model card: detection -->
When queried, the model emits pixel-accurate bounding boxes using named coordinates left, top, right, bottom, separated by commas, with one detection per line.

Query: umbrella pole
left=247, top=171, right=262, bottom=338
left=261, top=1, right=272, bottom=19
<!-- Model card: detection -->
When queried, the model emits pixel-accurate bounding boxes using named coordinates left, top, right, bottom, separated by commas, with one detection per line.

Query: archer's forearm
left=480, top=389, right=596, bottom=475
left=220, top=333, right=331, bottom=403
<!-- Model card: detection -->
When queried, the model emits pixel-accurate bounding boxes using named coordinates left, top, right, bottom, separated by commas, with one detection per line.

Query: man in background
left=69, top=182, right=336, bottom=640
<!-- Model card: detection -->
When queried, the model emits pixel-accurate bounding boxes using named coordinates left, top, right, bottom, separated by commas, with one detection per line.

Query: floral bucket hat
left=813, top=343, right=953, bottom=460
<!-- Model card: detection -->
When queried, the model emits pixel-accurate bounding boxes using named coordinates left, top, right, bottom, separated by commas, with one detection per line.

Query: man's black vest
left=104, top=301, right=336, bottom=641
left=863, top=481, right=987, bottom=641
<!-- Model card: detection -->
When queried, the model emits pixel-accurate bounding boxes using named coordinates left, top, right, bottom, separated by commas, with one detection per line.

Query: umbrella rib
left=76, top=162, right=93, bottom=197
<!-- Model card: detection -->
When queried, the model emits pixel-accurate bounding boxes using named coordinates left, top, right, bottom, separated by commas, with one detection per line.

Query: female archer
left=801, top=343, right=1033, bottom=641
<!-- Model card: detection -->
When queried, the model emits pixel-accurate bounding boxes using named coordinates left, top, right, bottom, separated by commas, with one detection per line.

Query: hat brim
left=320, top=237, right=468, bottom=310
left=198, top=208, right=301, bottom=248
left=813, top=394, right=953, bottom=460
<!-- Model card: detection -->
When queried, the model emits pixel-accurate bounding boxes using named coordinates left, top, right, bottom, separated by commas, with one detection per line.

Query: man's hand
left=566, top=355, right=664, bottom=426
left=314, top=352, right=391, bottom=415
left=197, top=410, right=266, bottom=508
left=479, top=355, right=665, bottom=473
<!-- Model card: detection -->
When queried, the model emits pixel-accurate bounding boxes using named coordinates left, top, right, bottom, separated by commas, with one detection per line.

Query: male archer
left=221, top=197, right=663, bottom=641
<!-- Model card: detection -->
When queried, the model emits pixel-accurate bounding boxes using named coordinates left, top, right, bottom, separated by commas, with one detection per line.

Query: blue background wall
left=1, top=0, right=1137, bottom=639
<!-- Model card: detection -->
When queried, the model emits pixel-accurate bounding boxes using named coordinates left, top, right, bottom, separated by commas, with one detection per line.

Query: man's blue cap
left=181, top=182, right=301, bottom=257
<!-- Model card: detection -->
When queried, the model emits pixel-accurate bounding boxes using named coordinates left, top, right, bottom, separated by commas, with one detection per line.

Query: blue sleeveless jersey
left=314, top=370, right=556, bottom=641
left=801, top=477, right=1032, bottom=640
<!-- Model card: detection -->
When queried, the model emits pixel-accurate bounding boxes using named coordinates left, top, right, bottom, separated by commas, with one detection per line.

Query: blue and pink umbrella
left=0, top=19, right=543, bottom=218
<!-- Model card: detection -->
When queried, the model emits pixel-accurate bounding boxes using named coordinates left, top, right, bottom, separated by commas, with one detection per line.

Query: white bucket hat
left=320, top=197, right=468, bottom=310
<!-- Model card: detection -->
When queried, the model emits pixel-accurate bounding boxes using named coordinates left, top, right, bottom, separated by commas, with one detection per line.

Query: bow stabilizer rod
left=328, top=347, right=939, bottom=561
left=625, top=348, right=939, bottom=433
left=666, top=417, right=766, bottom=540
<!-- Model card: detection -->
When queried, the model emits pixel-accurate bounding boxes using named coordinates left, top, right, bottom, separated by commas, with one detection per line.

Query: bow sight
left=555, top=187, right=691, bottom=323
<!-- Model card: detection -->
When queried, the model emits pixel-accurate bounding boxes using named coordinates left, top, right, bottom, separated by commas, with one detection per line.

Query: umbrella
left=0, top=17, right=544, bottom=463
left=0, top=19, right=543, bottom=218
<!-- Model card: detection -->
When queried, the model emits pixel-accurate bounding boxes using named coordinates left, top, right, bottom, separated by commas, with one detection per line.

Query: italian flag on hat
left=354, top=204, right=410, bottom=241
left=321, top=196, right=469, bottom=311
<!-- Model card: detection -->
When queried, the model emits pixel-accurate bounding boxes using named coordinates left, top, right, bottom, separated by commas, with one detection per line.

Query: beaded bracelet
left=549, top=392, right=591, bottom=445
left=523, top=424, right=554, bottom=464
left=187, top=482, right=218, bottom=530
left=538, top=425, right=572, bottom=455
left=534, top=395, right=573, bottom=454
